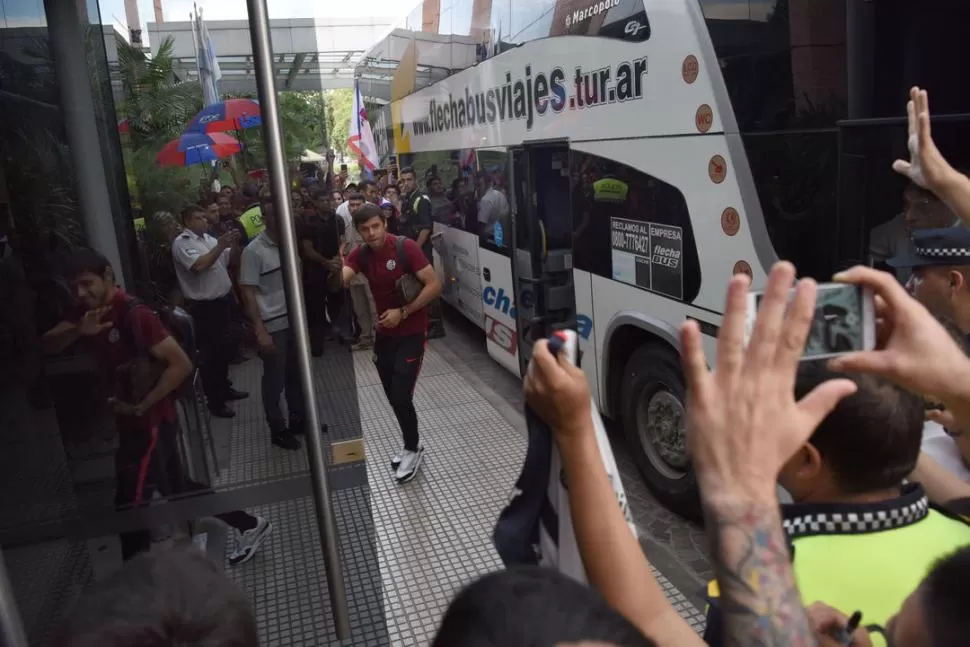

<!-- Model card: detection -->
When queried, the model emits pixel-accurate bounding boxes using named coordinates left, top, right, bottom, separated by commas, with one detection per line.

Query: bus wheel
left=620, top=343, right=701, bottom=522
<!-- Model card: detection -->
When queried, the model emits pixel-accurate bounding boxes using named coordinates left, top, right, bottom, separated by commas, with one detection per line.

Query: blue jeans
left=260, top=328, right=306, bottom=435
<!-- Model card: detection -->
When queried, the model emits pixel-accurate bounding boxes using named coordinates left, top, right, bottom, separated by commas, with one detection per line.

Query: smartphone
left=745, top=283, right=875, bottom=360
left=340, top=164, right=348, bottom=172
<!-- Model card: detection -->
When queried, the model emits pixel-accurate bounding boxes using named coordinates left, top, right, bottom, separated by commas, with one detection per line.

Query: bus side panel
left=590, top=273, right=720, bottom=416
left=480, top=247, right=521, bottom=375
left=433, top=223, right=484, bottom=327
left=573, top=268, right=601, bottom=409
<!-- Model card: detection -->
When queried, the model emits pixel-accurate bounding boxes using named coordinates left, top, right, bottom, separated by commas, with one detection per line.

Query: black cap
left=242, top=182, right=260, bottom=199
left=888, top=226, right=970, bottom=269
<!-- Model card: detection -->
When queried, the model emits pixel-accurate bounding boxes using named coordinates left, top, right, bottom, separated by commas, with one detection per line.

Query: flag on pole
left=347, top=80, right=379, bottom=179
left=195, top=8, right=221, bottom=106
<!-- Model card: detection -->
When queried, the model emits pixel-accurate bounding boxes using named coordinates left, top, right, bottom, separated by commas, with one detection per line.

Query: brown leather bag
left=392, top=237, right=422, bottom=305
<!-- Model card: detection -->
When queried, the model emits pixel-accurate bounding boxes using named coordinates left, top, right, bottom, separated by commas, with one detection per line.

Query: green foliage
left=0, top=33, right=83, bottom=259
left=117, top=37, right=203, bottom=151
left=324, top=89, right=354, bottom=156
left=117, top=36, right=205, bottom=217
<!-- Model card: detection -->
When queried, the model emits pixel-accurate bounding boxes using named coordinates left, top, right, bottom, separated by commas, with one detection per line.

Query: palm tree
left=116, top=37, right=206, bottom=221
left=117, top=37, right=203, bottom=150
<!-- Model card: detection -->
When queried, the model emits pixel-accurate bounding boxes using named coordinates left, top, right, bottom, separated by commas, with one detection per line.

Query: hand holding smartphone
left=745, top=283, right=875, bottom=360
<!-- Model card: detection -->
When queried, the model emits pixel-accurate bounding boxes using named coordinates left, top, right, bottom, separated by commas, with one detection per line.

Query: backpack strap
left=412, top=193, right=430, bottom=214
left=395, top=236, right=411, bottom=274
left=357, top=244, right=371, bottom=273
left=117, top=296, right=150, bottom=357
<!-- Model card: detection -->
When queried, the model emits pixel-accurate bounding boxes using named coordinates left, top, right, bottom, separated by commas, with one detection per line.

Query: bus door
left=508, top=142, right=578, bottom=377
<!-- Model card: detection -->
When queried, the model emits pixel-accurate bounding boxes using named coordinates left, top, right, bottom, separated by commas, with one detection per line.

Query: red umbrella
left=184, top=98, right=262, bottom=133
left=156, top=132, right=242, bottom=167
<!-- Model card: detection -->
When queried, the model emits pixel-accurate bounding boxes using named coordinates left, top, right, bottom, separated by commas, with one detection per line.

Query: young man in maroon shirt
left=42, top=249, right=271, bottom=564
left=342, top=203, right=442, bottom=482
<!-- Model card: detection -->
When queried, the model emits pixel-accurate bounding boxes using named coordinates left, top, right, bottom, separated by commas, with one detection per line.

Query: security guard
left=889, top=227, right=970, bottom=337
left=703, top=364, right=970, bottom=647
left=399, top=166, right=445, bottom=339
left=238, top=183, right=265, bottom=240
left=171, top=204, right=248, bottom=418
left=890, top=227, right=970, bottom=469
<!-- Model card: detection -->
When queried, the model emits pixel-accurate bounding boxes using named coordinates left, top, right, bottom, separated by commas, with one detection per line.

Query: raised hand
left=77, top=307, right=113, bottom=337
left=830, top=265, right=970, bottom=401
left=682, top=261, right=856, bottom=500
left=523, top=339, right=592, bottom=444
left=892, top=86, right=955, bottom=192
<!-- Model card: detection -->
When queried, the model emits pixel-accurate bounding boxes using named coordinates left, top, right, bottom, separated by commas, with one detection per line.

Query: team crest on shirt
left=108, top=328, right=120, bottom=343
left=386, top=259, right=396, bottom=271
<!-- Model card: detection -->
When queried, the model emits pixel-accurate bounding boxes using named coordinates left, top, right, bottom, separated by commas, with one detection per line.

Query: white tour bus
left=361, top=0, right=969, bottom=518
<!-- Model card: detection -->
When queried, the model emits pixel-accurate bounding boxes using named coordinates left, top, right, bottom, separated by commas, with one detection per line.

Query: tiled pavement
left=2, top=305, right=710, bottom=646
left=219, top=307, right=709, bottom=644
left=436, top=309, right=714, bottom=596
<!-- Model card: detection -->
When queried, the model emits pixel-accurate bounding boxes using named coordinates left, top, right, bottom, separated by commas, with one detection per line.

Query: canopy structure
left=143, top=17, right=396, bottom=103
left=300, top=149, right=325, bottom=163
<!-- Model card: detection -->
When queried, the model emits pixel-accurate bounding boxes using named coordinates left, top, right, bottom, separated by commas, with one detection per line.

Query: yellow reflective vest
left=705, top=485, right=970, bottom=647
left=592, top=177, right=628, bottom=203
left=239, top=205, right=264, bottom=239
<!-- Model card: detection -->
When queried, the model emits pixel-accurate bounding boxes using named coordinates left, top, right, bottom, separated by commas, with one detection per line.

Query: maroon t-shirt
left=345, top=234, right=429, bottom=337
left=68, top=289, right=177, bottom=429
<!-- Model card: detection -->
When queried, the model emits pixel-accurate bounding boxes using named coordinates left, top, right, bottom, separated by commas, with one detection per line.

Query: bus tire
left=620, top=343, right=701, bottom=523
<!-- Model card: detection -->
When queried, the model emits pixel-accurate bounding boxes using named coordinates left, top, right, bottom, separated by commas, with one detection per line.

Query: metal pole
left=0, top=550, right=28, bottom=647
left=243, top=1, right=351, bottom=640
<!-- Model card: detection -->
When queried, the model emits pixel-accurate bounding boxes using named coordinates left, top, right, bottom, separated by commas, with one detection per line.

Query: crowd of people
left=47, top=87, right=970, bottom=646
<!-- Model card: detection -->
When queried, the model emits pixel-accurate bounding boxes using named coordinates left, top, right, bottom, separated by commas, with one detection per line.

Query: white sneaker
left=395, top=447, right=424, bottom=483
left=390, top=449, right=404, bottom=470
left=228, top=516, right=272, bottom=566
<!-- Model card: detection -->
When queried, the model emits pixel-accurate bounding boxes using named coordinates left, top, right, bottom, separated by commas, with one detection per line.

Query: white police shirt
left=171, top=230, right=232, bottom=301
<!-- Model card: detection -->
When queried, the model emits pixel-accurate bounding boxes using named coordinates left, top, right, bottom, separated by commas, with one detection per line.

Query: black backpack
left=118, top=297, right=196, bottom=358
left=115, top=297, right=195, bottom=402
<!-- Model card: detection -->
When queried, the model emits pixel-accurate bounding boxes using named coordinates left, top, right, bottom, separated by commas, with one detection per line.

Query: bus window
left=407, top=148, right=512, bottom=253
left=700, top=0, right=848, bottom=132
left=476, top=160, right=512, bottom=253
left=868, top=0, right=970, bottom=119
left=730, top=0, right=970, bottom=283
left=509, top=0, right=556, bottom=43
left=570, top=151, right=701, bottom=304
left=743, top=131, right=839, bottom=281
left=500, top=0, right=651, bottom=45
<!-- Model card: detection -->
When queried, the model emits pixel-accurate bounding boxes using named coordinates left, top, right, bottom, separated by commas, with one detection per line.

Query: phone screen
left=752, top=284, right=867, bottom=359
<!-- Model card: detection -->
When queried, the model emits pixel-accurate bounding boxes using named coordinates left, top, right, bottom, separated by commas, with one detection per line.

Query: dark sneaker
left=209, top=405, right=236, bottom=418
left=226, top=388, right=249, bottom=401
left=287, top=421, right=328, bottom=436
left=228, top=516, right=272, bottom=566
left=271, top=433, right=301, bottom=450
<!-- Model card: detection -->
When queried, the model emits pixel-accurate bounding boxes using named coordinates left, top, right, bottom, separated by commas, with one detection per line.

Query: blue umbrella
left=184, top=98, right=262, bottom=134
left=157, top=132, right=242, bottom=167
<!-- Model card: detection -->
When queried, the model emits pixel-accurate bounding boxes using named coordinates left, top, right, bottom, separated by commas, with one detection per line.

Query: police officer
left=888, top=227, right=970, bottom=340
left=172, top=204, right=248, bottom=418
left=399, top=166, right=445, bottom=339
left=238, top=183, right=264, bottom=240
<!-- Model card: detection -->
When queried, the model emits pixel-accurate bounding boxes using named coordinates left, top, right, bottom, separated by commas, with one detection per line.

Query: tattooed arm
left=705, top=497, right=816, bottom=647
left=681, top=264, right=855, bottom=647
